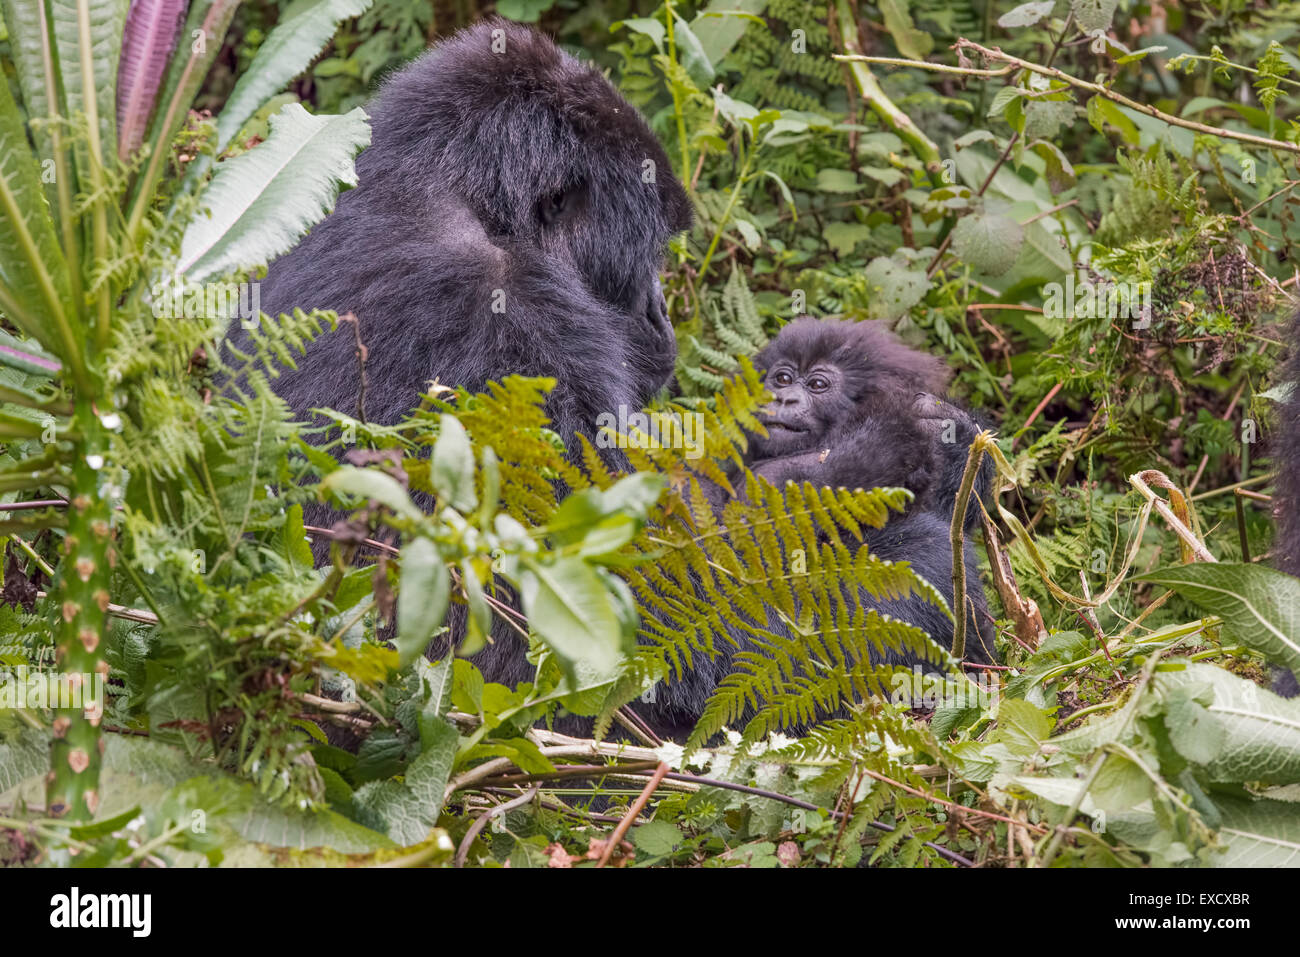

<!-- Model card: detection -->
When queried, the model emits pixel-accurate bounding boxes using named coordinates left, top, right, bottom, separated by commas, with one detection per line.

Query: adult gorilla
left=244, top=19, right=692, bottom=449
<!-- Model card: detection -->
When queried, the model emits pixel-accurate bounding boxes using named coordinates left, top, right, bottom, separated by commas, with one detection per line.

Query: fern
left=678, top=266, right=771, bottom=396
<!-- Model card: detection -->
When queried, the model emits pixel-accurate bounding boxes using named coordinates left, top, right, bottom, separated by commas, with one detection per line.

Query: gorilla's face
left=754, top=360, right=855, bottom=458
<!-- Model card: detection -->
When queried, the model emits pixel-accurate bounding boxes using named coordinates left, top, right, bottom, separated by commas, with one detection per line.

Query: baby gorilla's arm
left=912, top=393, right=993, bottom=528
left=752, top=409, right=935, bottom=497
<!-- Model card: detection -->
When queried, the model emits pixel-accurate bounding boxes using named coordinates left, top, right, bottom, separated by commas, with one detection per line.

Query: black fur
left=241, top=19, right=691, bottom=446
left=750, top=317, right=994, bottom=530
left=1272, top=310, right=1300, bottom=696
left=229, top=21, right=692, bottom=726
left=746, top=318, right=998, bottom=664
left=1275, top=310, right=1300, bottom=577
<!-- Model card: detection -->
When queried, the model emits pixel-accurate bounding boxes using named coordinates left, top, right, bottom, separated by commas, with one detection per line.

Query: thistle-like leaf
left=116, top=0, right=188, bottom=159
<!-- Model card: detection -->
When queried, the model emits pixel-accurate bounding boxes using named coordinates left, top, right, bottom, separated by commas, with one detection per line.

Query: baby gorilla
left=751, top=317, right=992, bottom=529
left=748, top=317, right=996, bottom=662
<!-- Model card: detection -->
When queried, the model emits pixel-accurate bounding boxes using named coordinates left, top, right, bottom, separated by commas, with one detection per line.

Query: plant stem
left=950, top=432, right=994, bottom=660
left=837, top=39, right=1300, bottom=155
left=46, top=396, right=112, bottom=820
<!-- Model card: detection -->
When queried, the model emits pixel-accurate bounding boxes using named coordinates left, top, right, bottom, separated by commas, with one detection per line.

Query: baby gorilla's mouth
left=763, top=422, right=807, bottom=435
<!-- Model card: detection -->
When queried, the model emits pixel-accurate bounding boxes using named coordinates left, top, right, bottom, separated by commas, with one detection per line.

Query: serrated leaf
left=1070, top=0, right=1118, bottom=33
left=217, top=0, right=373, bottom=153
left=178, top=103, right=370, bottom=281
left=1135, top=563, right=1300, bottom=678
left=950, top=211, right=1024, bottom=276
left=863, top=254, right=931, bottom=319
left=352, top=718, right=458, bottom=844
left=1154, top=664, right=1300, bottom=785
left=1213, top=797, right=1300, bottom=867
left=823, top=221, right=871, bottom=257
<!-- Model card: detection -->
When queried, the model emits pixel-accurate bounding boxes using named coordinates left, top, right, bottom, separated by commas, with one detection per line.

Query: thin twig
left=838, top=40, right=1300, bottom=155
left=455, top=785, right=540, bottom=868
left=597, top=761, right=669, bottom=867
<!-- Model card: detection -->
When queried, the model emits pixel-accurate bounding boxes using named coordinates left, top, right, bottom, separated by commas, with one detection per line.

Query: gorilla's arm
left=751, top=413, right=935, bottom=498
left=912, top=393, right=994, bottom=530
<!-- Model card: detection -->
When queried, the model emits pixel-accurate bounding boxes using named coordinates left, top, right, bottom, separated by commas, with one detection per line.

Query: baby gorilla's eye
left=772, top=371, right=794, bottom=387
left=807, top=374, right=830, bottom=392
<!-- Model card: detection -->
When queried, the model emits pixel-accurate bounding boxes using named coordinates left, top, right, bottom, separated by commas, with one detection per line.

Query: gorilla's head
left=752, top=317, right=951, bottom=457
left=361, top=19, right=692, bottom=321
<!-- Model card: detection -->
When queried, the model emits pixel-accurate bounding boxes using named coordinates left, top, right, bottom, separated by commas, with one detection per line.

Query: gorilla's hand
left=912, top=392, right=992, bottom=528
left=625, top=274, right=678, bottom=399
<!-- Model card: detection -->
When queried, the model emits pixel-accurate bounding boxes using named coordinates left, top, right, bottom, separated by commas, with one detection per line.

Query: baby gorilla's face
left=753, top=361, right=851, bottom=457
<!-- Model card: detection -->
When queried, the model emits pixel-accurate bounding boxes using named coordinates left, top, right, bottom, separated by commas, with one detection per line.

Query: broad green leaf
left=397, top=537, right=451, bottom=668
left=950, top=210, right=1024, bottom=276
left=691, top=0, right=767, bottom=65
left=863, top=254, right=931, bottom=319
left=1070, top=0, right=1118, bottom=33
left=620, top=17, right=665, bottom=49
left=633, top=819, right=683, bottom=854
left=991, top=697, right=1051, bottom=757
left=954, top=129, right=997, bottom=149
left=859, top=166, right=907, bottom=187
left=458, top=558, right=491, bottom=656
left=1153, top=664, right=1300, bottom=785
left=321, top=465, right=420, bottom=519
left=713, top=87, right=758, bottom=123
left=49, top=0, right=128, bottom=169
left=1, top=0, right=56, bottom=123
left=0, top=75, right=77, bottom=359
left=2, top=0, right=65, bottom=217
left=673, top=13, right=715, bottom=86
left=879, top=0, right=932, bottom=60
left=1212, top=797, right=1300, bottom=867
left=0, top=722, right=49, bottom=794
left=1029, top=139, right=1077, bottom=193
left=351, top=718, right=458, bottom=844
left=997, top=1, right=1056, bottom=28
left=520, top=556, right=625, bottom=680
left=432, top=414, right=476, bottom=512
left=1086, top=94, right=1139, bottom=144
left=217, top=0, right=373, bottom=153
left=1023, top=99, right=1075, bottom=140
left=495, top=0, right=553, bottom=23
left=178, top=103, right=370, bottom=281
left=1089, top=750, right=1156, bottom=812
left=814, top=168, right=860, bottom=193
left=823, top=222, right=871, bottom=258
left=1136, top=563, right=1300, bottom=677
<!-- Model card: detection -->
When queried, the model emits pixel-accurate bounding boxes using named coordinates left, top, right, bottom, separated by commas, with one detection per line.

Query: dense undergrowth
left=1, top=0, right=1299, bottom=868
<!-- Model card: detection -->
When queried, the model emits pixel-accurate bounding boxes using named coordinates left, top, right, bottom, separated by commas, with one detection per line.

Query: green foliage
left=5, top=0, right=1300, bottom=869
